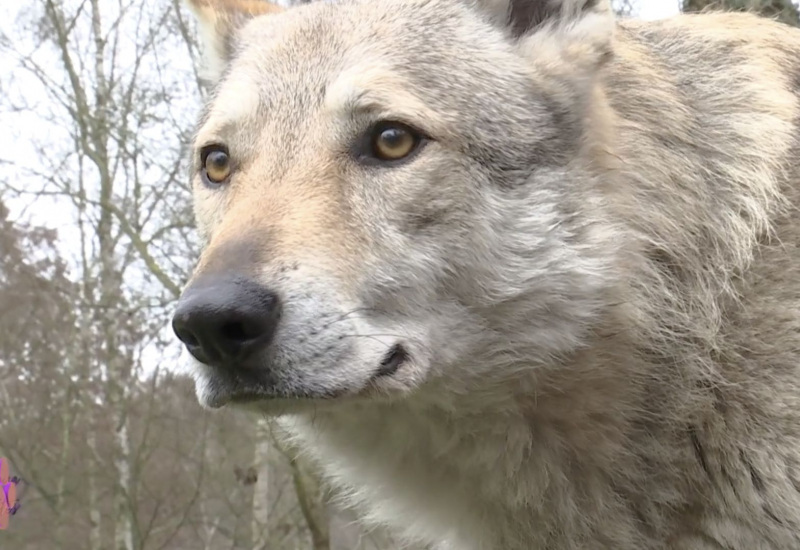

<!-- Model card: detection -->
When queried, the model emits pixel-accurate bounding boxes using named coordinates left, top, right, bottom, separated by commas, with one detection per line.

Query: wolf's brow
left=193, top=104, right=213, bottom=142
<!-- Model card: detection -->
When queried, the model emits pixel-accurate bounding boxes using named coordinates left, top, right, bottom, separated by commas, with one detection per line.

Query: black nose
left=172, top=277, right=281, bottom=367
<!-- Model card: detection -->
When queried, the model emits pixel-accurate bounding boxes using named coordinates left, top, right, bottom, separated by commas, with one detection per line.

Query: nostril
left=221, top=321, right=252, bottom=342
left=181, top=331, right=200, bottom=348
left=173, top=320, right=200, bottom=348
left=213, top=315, right=276, bottom=363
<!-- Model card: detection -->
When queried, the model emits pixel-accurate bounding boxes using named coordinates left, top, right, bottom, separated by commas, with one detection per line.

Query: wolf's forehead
left=197, top=0, right=498, bottom=142
left=198, top=12, right=361, bottom=137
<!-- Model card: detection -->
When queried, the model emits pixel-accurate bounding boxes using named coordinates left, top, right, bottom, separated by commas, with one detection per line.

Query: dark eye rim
left=353, top=121, right=430, bottom=167
left=199, top=144, right=233, bottom=187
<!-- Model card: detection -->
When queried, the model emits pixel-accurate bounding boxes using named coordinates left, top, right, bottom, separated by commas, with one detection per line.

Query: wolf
left=172, top=0, right=800, bottom=547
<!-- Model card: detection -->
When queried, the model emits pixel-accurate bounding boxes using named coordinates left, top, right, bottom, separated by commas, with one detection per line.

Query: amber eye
left=369, top=123, right=423, bottom=162
left=202, top=147, right=232, bottom=185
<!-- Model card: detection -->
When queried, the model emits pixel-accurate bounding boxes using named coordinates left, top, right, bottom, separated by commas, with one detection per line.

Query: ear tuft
left=474, top=0, right=612, bottom=39
left=519, top=0, right=607, bottom=36
left=185, top=0, right=283, bottom=81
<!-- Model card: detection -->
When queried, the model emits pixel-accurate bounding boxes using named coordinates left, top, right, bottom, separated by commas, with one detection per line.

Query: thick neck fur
left=280, top=322, right=686, bottom=549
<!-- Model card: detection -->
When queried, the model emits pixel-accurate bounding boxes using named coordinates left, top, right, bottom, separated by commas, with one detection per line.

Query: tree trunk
left=113, top=414, right=135, bottom=550
left=290, top=458, right=330, bottom=550
left=251, top=417, right=271, bottom=549
left=54, top=386, right=73, bottom=542
left=87, top=431, right=104, bottom=550
left=86, top=0, right=138, bottom=547
left=329, top=507, right=362, bottom=550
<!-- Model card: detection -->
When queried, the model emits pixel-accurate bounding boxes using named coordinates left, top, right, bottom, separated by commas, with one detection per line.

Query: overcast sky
left=639, top=0, right=681, bottom=19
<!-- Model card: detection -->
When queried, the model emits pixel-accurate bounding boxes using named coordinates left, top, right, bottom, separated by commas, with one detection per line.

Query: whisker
left=318, top=307, right=385, bottom=330
left=337, top=334, right=434, bottom=355
left=337, top=334, right=398, bottom=350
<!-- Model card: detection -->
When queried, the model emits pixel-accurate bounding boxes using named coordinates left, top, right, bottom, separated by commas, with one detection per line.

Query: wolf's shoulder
left=605, top=11, right=800, bottom=203
left=612, top=11, right=800, bottom=90
left=617, top=10, right=800, bottom=50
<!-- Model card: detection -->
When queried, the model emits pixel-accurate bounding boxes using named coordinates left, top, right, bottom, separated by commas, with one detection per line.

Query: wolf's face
left=174, top=0, right=619, bottom=411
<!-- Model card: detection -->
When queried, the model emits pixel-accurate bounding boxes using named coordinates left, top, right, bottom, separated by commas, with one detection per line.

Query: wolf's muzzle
left=172, top=277, right=281, bottom=368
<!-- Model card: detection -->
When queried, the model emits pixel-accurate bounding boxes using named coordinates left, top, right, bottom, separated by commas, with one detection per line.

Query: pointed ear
left=185, top=0, right=283, bottom=80
left=474, top=0, right=614, bottom=67
left=474, top=0, right=612, bottom=36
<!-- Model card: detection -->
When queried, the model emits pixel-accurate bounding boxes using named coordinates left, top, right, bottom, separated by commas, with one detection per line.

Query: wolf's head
left=174, top=0, right=621, bottom=411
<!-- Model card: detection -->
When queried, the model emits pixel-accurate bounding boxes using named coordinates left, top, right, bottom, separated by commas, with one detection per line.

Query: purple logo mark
left=0, top=457, right=20, bottom=530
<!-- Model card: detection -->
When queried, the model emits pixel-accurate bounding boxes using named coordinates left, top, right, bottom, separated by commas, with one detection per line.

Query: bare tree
left=1, top=0, right=200, bottom=548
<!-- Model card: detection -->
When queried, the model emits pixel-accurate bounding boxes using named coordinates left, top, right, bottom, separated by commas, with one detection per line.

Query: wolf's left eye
left=201, top=146, right=232, bottom=186
left=362, top=122, right=425, bottom=164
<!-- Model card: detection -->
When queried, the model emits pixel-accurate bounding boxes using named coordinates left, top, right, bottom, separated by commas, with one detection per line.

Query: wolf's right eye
left=372, top=124, right=419, bottom=161
left=200, top=146, right=232, bottom=186
left=356, top=121, right=427, bottom=165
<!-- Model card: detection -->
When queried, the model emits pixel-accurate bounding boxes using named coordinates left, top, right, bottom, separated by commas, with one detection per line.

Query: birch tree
left=2, top=0, right=198, bottom=547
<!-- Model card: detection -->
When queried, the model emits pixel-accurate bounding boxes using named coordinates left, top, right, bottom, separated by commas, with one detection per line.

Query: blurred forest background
left=0, top=0, right=797, bottom=549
